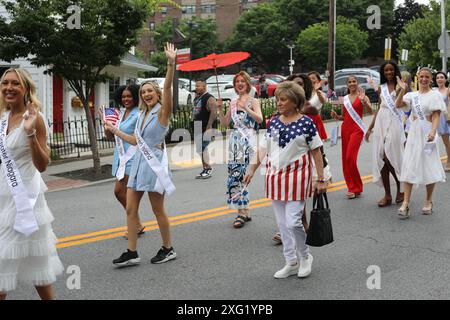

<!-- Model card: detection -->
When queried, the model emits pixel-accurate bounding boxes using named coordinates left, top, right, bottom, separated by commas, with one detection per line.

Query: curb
left=47, top=177, right=116, bottom=193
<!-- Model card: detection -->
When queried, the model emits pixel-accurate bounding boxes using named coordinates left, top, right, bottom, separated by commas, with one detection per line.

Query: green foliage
left=225, top=3, right=290, bottom=71
left=296, top=18, right=369, bottom=71
left=397, top=0, right=448, bottom=71
left=148, top=51, right=167, bottom=77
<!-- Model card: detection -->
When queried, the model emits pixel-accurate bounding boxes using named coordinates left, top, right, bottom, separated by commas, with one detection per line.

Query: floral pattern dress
left=226, top=99, right=257, bottom=209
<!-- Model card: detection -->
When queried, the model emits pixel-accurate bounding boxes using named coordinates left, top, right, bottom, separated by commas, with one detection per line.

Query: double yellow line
left=56, top=175, right=373, bottom=249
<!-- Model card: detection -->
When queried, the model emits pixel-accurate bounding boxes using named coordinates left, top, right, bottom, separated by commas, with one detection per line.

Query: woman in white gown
left=365, top=61, right=405, bottom=207
left=0, top=68, right=63, bottom=299
left=395, top=67, right=446, bottom=219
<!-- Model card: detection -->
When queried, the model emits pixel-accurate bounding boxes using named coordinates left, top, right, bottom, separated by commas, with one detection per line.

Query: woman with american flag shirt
left=244, top=81, right=326, bottom=279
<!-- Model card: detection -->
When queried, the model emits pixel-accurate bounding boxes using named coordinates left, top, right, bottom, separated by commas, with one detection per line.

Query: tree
left=393, top=0, right=428, bottom=60
left=396, top=1, right=450, bottom=71
left=225, top=3, right=290, bottom=72
left=297, top=18, right=369, bottom=71
left=275, top=0, right=394, bottom=58
left=151, top=16, right=220, bottom=59
left=0, top=0, right=166, bottom=174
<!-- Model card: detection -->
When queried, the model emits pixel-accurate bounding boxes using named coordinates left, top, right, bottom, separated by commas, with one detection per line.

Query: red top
left=342, top=96, right=364, bottom=133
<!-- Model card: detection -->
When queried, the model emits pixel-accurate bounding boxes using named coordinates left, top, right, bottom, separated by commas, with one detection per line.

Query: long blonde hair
left=138, top=80, right=162, bottom=111
left=0, top=68, right=42, bottom=116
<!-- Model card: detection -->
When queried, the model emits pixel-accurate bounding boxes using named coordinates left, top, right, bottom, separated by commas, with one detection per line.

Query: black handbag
left=306, top=192, right=334, bottom=247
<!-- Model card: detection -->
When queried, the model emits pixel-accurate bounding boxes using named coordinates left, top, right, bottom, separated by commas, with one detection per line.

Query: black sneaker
left=150, top=246, right=177, bottom=264
left=200, top=168, right=213, bottom=179
left=113, top=249, right=140, bottom=267
left=196, top=169, right=206, bottom=179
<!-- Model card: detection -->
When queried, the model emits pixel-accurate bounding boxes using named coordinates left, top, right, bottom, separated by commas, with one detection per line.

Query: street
left=7, top=125, right=450, bottom=300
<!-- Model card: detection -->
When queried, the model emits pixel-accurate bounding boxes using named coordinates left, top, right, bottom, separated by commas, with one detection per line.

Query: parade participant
left=243, top=81, right=326, bottom=279
left=433, top=72, right=450, bottom=172
left=395, top=68, right=446, bottom=218
left=331, top=76, right=373, bottom=199
left=103, top=84, right=144, bottom=239
left=0, top=68, right=63, bottom=299
left=192, top=80, right=217, bottom=179
left=308, top=71, right=328, bottom=140
left=365, top=61, right=405, bottom=207
left=217, top=71, right=263, bottom=228
left=107, top=43, right=177, bottom=267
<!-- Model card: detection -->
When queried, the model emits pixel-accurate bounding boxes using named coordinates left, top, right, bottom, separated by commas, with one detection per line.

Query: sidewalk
left=43, top=115, right=375, bottom=192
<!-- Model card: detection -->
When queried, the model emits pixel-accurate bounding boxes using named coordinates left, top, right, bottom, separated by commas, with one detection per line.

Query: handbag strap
left=313, top=192, right=329, bottom=210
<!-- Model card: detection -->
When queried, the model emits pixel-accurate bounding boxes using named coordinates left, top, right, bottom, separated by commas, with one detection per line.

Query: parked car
left=335, top=68, right=380, bottom=82
left=251, top=77, right=278, bottom=97
left=137, top=77, right=193, bottom=106
left=206, top=74, right=257, bottom=101
left=333, top=74, right=379, bottom=102
left=264, top=74, right=286, bottom=83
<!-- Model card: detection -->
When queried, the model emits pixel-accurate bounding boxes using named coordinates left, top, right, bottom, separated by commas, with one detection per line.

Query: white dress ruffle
left=0, top=118, right=63, bottom=293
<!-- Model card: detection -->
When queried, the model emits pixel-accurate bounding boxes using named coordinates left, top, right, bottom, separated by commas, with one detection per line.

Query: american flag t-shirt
left=104, top=108, right=120, bottom=126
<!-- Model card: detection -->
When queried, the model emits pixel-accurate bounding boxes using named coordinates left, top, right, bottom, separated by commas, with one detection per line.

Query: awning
left=121, top=52, right=158, bottom=72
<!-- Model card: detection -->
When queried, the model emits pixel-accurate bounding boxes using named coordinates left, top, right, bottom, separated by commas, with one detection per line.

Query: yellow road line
left=55, top=156, right=447, bottom=249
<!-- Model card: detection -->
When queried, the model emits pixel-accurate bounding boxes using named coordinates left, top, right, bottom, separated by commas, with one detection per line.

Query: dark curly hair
left=379, top=60, right=401, bottom=86
left=285, top=73, right=313, bottom=101
left=114, top=84, right=140, bottom=108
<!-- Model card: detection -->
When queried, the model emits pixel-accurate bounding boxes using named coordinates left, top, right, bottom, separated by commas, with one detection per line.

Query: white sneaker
left=298, top=254, right=313, bottom=278
left=274, top=263, right=299, bottom=279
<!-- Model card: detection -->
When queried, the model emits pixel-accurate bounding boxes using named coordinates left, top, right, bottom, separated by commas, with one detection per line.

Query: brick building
left=138, top=0, right=268, bottom=60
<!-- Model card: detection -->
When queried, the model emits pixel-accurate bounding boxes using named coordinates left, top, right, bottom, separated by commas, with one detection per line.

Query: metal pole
left=287, top=45, right=295, bottom=75
left=328, top=0, right=336, bottom=92
left=442, top=0, right=447, bottom=72
left=189, top=22, right=193, bottom=92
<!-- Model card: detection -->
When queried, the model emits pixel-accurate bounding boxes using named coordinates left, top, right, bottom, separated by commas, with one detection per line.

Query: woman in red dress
left=331, top=76, right=373, bottom=199
left=308, top=71, right=328, bottom=140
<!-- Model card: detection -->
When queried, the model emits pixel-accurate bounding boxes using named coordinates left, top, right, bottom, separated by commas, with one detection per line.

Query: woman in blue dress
left=103, top=84, right=144, bottom=239
left=217, top=71, right=263, bottom=228
left=105, top=43, right=177, bottom=267
left=433, top=71, right=450, bottom=171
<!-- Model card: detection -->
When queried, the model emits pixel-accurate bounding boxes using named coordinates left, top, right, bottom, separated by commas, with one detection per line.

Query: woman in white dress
left=365, top=61, right=405, bottom=207
left=0, top=68, right=63, bottom=299
left=433, top=72, right=450, bottom=171
left=395, top=67, right=446, bottom=218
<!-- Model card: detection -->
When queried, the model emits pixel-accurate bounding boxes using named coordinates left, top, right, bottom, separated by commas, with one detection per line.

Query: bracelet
left=167, top=62, right=174, bottom=66
left=26, top=129, right=37, bottom=137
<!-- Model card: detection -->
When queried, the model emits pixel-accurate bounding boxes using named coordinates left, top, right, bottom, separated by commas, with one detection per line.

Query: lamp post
left=287, top=44, right=295, bottom=75
left=327, top=0, right=336, bottom=92
left=187, top=21, right=198, bottom=92
left=441, top=0, right=447, bottom=72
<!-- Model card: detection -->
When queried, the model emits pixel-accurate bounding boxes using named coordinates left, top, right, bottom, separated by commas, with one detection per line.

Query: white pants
left=272, top=200, right=309, bottom=264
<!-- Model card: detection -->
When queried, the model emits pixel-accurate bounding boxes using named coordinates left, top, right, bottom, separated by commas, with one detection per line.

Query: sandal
left=123, top=226, right=146, bottom=239
left=377, top=197, right=392, bottom=207
left=395, top=192, right=404, bottom=204
left=422, top=201, right=433, bottom=215
left=272, top=232, right=282, bottom=245
left=233, top=215, right=251, bottom=229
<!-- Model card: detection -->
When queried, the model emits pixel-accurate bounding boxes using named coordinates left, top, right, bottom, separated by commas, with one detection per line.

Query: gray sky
left=395, top=0, right=430, bottom=6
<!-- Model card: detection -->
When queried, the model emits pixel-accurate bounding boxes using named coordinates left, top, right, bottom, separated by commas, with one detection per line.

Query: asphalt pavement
left=7, top=115, right=450, bottom=300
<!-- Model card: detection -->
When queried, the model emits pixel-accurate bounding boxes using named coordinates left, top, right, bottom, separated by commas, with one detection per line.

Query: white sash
left=381, top=84, right=406, bottom=142
left=0, top=112, right=39, bottom=236
left=134, top=112, right=175, bottom=195
left=343, top=95, right=367, bottom=134
left=231, top=99, right=256, bottom=149
left=412, top=93, right=437, bottom=153
left=115, top=110, right=137, bottom=181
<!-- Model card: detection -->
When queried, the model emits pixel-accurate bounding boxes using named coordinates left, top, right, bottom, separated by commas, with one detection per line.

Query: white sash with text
left=115, top=111, right=137, bottom=181
left=343, top=95, right=367, bottom=134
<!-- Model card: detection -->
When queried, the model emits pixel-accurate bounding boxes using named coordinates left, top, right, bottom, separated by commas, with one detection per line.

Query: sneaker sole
left=298, top=256, right=313, bottom=278
left=274, top=269, right=298, bottom=279
left=113, top=258, right=141, bottom=268
left=151, top=253, right=177, bottom=264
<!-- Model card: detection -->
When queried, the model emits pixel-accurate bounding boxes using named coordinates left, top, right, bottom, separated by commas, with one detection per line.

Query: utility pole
left=441, top=0, right=447, bottom=72
left=327, top=0, right=336, bottom=92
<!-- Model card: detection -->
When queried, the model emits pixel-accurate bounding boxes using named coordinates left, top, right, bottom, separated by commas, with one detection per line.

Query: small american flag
left=104, top=107, right=120, bottom=126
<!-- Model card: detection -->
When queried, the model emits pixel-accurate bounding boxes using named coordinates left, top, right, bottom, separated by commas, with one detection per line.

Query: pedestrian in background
left=217, top=71, right=263, bottom=228
left=308, top=71, right=328, bottom=140
left=0, top=68, right=63, bottom=299
left=365, top=61, right=405, bottom=207
left=244, top=81, right=326, bottom=279
left=258, top=74, right=269, bottom=99
left=192, top=80, right=217, bottom=179
left=107, top=43, right=177, bottom=267
left=395, top=67, right=446, bottom=218
left=103, top=84, right=145, bottom=239
left=433, top=71, right=450, bottom=172
left=331, top=76, right=373, bottom=199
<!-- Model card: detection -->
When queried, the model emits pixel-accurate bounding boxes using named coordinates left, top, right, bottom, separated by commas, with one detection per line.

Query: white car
left=206, top=74, right=257, bottom=101
left=136, top=77, right=193, bottom=107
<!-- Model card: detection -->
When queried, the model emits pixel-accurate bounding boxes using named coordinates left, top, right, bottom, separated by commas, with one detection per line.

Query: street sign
left=401, top=49, right=408, bottom=62
left=438, top=32, right=450, bottom=51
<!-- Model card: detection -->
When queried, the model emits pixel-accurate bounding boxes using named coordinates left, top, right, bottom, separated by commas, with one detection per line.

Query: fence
left=47, top=98, right=377, bottom=159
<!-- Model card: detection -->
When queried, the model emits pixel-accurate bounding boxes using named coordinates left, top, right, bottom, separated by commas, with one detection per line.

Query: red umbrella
left=178, top=52, right=250, bottom=98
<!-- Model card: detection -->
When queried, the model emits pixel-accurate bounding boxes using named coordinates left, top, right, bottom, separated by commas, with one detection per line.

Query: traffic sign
left=438, top=32, right=450, bottom=51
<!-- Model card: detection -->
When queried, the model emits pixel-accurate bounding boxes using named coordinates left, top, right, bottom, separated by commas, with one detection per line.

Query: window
left=126, top=78, right=136, bottom=85
left=201, top=4, right=215, bottom=14
left=149, top=22, right=155, bottom=30
left=182, top=5, right=196, bottom=14
left=109, top=77, right=121, bottom=107
left=161, top=6, right=168, bottom=15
